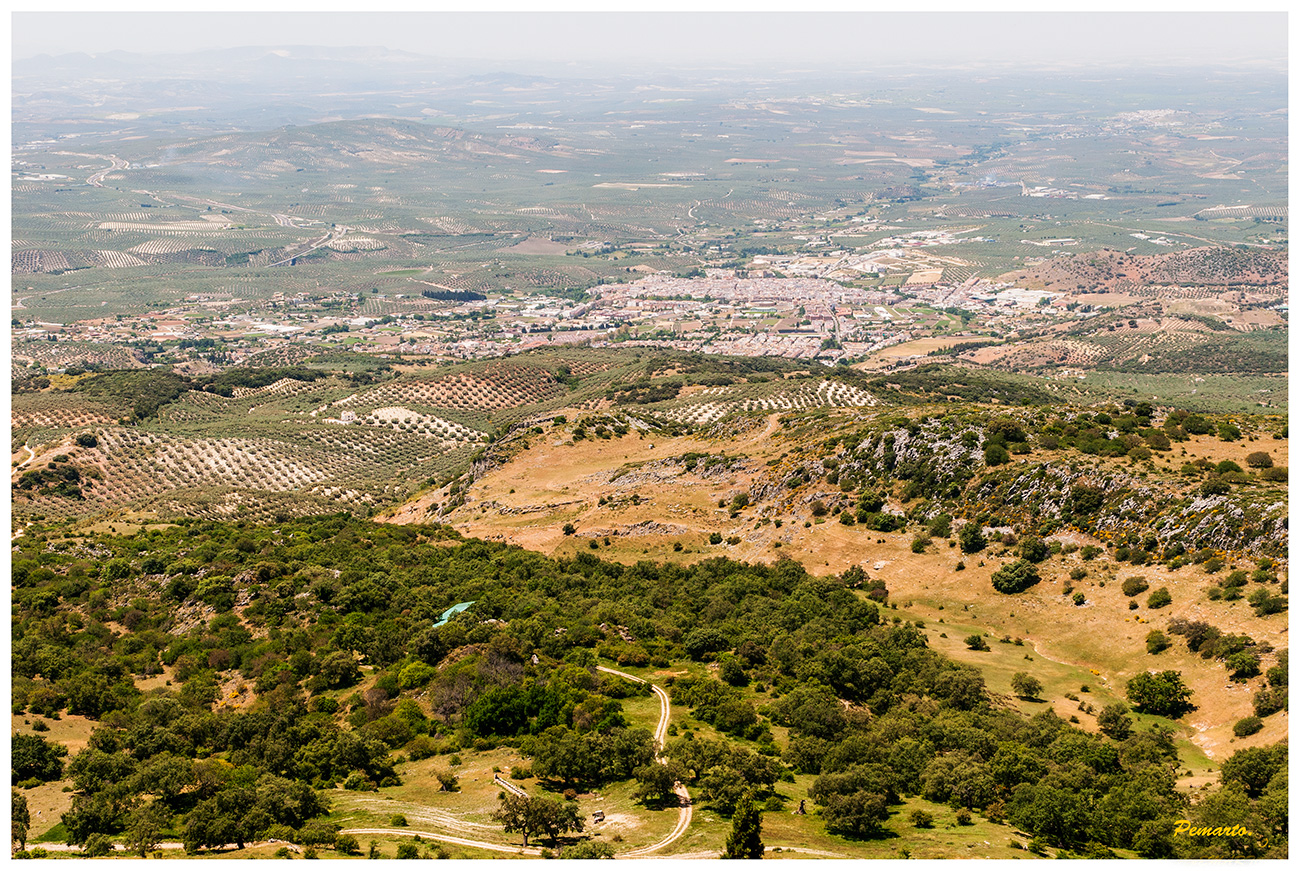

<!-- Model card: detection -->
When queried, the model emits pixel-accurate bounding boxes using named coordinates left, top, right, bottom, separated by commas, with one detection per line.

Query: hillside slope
left=381, top=400, right=1289, bottom=763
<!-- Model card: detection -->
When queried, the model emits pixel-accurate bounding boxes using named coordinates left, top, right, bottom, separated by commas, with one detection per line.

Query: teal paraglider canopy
left=434, top=601, right=475, bottom=627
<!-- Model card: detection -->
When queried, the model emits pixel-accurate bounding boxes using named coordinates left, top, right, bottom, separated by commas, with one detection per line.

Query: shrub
left=1267, top=653, right=1287, bottom=687
left=298, top=821, right=343, bottom=846
left=866, top=512, right=905, bottom=533
left=343, top=772, right=375, bottom=791
left=1011, top=672, right=1042, bottom=700
left=1261, top=467, right=1287, bottom=482
left=311, top=695, right=339, bottom=714
left=1252, top=687, right=1287, bottom=718
left=955, top=809, right=972, bottom=826
left=683, top=626, right=729, bottom=660
left=1232, top=716, right=1263, bottom=737
left=1017, top=536, right=1050, bottom=563
left=334, top=835, right=361, bottom=855
left=1146, top=588, right=1172, bottom=609
left=1097, top=703, right=1133, bottom=740
left=560, top=842, right=616, bottom=859
left=1072, top=592, right=1086, bottom=606
left=83, top=834, right=114, bottom=857
left=910, top=809, right=934, bottom=829
left=1080, top=545, right=1101, bottom=561
left=11, top=733, right=66, bottom=783
left=965, top=634, right=990, bottom=651
left=391, top=814, right=409, bottom=827
left=991, top=559, right=1039, bottom=594
left=1144, top=430, right=1171, bottom=451
left=1200, top=477, right=1230, bottom=496
left=1126, top=670, right=1193, bottom=717
left=1227, top=651, right=1261, bottom=681
left=399, top=661, right=435, bottom=689
left=958, top=523, right=986, bottom=554
left=1121, top=576, right=1149, bottom=597
left=435, top=770, right=459, bottom=792
left=1248, top=589, right=1287, bottom=616
left=408, top=738, right=439, bottom=759
left=1245, top=451, right=1274, bottom=468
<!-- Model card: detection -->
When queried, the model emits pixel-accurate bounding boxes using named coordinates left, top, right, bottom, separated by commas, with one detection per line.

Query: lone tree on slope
left=722, top=792, right=764, bottom=859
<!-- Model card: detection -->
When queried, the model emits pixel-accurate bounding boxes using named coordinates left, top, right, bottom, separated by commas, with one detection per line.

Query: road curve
left=597, top=665, right=672, bottom=747
left=340, top=828, right=540, bottom=856
left=596, top=665, right=693, bottom=858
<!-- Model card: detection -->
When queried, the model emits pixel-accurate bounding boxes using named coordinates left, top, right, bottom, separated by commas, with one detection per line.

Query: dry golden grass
left=501, top=236, right=569, bottom=255
left=871, top=337, right=973, bottom=360
left=382, top=417, right=1288, bottom=765
left=11, top=714, right=97, bottom=836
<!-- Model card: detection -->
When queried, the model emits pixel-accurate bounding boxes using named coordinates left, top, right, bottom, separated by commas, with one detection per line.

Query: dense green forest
left=10, top=516, right=1288, bottom=858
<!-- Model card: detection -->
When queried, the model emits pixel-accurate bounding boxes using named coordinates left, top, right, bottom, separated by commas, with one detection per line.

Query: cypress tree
left=722, top=792, right=764, bottom=859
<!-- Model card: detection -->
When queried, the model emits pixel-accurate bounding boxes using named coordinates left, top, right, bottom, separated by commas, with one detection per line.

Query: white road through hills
left=596, top=665, right=693, bottom=858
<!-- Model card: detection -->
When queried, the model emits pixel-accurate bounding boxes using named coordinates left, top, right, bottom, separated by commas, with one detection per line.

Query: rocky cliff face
left=779, top=410, right=1287, bottom=559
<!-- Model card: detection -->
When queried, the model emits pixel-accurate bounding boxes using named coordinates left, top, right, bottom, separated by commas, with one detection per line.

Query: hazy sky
left=11, top=7, right=1289, bottom=71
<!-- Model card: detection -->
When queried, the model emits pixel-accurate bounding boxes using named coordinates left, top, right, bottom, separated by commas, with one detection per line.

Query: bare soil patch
left=501, top=236, right=569, bottom=255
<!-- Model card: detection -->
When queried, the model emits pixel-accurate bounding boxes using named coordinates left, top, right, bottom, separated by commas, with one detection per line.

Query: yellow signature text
left=1174, top=820, right=1255, bottom=838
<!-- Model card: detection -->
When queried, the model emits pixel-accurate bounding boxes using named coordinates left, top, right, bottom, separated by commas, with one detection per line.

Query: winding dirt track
left=596, top=665, right=693, bottom=857
left=42, top=670, right=691, bottom=858
left=339, top=668, right=691, bottom=858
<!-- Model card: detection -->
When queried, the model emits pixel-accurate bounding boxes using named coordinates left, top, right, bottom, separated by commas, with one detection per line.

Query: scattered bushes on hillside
left=9, top=512, right=1286, bottom=857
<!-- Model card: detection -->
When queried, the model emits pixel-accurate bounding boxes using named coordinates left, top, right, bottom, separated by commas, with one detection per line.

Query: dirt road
left=339, top=828, right=540, bottom=856
left=596, top=665, right=693, bottom=857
